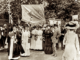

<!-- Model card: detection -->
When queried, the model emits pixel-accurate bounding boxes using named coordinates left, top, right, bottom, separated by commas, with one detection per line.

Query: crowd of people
left=0, top=20, right=80, bottom=60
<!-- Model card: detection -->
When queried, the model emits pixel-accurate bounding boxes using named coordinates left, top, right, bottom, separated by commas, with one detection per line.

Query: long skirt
left=42, top=41, right=45, bottom=50
left=35, top=36, right=42, bottom=50
left=62, top=44, right=77, bottom=60
left=8, top=43, right=20, bottom=59
left=19, top=44, right=25, bottom=54
left=44, top=40, right=53, bottom=54
left=44, top=43, right=53, bottom=54
left=17, top=39, right=25, bottom=54
left=22, top=42, right=30, bottom=56
left=8, top=37, right=20, bottom=60
left=30, top=36, right=36, bottom=49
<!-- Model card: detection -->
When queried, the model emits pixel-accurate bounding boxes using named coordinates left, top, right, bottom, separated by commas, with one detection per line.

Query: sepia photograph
left=0, top=0, right=80, bottom=60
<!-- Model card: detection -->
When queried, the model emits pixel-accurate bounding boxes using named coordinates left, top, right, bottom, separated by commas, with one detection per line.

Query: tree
left=45, top=0, right=80, bottom=21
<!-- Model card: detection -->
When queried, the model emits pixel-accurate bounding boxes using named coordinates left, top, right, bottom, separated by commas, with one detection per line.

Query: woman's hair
left=23, top=26, right=26, bottom=32
left=54, top=24, right=58, bottom=27
left=70, top=29, right=75, bottom=31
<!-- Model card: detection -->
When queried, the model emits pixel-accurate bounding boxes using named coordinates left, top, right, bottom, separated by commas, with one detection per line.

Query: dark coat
left=7, top=31, right=20, bottom=58
left=43, top=29, right=53, bottom=47
left=59, top=28, right=66, bottom=42
left=43, top=29, right=53, bottom=54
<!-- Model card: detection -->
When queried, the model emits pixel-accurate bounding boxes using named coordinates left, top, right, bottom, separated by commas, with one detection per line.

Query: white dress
left=22, top=30, right=30, bottom=56
left=30, top=29, right=37, bottom=49
left=62, top=31, right=79, bottom=60
left=35, top=29, right=43, bottom=50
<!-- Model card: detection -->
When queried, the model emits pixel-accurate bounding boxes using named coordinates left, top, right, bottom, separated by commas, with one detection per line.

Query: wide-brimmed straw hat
left=65, top=21, right=79, bottom=29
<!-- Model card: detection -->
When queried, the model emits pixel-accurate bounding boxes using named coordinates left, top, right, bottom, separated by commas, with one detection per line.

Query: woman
left=43, top=25, right=53, bottom=54
left=17, top=27, right=25, bottom=56
left=22, top=24, right=30, bottom=56
left=62, top=22, right=79, bottom=60
left=35, top=26, right=43, bottom=50
left=8, top=25, right=20, bottom=60
left=30, top=26, right=37, bottom=50
left=42, top=25, right=46, bottom=50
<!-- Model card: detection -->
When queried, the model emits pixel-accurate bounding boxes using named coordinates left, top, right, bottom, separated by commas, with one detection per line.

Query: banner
left=21, top=4, right=45, bottom=25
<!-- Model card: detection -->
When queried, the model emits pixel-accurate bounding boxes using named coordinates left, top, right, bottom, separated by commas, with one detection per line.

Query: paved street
left=0, top=49, right=80, bottom=60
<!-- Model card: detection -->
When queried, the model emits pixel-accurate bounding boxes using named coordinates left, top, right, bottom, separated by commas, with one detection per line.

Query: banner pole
left=8, top=1, right=10, bottom=24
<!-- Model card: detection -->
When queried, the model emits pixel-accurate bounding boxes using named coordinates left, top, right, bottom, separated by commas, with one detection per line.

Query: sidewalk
left=0, top=49, right=80, bottom=60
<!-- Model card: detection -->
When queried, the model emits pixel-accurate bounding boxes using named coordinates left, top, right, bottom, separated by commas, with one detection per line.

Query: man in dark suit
left=59, top=26, right=66, bottom=50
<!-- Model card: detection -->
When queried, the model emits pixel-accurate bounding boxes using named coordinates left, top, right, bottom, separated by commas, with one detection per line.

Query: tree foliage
left=9, top=0, right=80, bottom=23
left=45, top=0, right=80, bottom=21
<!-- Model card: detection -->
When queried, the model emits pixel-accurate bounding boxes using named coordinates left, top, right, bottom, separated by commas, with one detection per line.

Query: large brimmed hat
left=65, top=21, right=79, bottom=29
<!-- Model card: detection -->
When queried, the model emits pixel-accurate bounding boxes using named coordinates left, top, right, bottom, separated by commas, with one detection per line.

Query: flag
left=21, top=5, right=45, bottom=25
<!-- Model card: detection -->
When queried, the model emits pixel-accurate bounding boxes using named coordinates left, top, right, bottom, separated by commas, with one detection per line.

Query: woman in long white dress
left=22, top=25, right=30, bottom=56
left=30, top=26, right=37, bottom=50
left=35, top=26, right=43, bottom=50
left=62, top=22, right=79, bottom=60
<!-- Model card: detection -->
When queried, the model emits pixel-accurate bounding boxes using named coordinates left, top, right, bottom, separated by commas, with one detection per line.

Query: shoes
left=10, top=59, right=18, bottom=60
left=20, top=53, right=25, bottom=56
left=12, top=56, right=20, bottom=60
left=21, top=53, right=30, bottom=57
left=52, top=54, right=57, bottom=57
left=8, top=56, right=20, bottom=60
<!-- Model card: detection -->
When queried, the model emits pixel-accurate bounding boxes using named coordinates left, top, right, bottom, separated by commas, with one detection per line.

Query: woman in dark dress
left=42, top=27, right=46, bottom=50
left=17, top=27, right=25, bottom=56
left=43, top=25, right=53, bottom=54
left=8, top=25, right=20, bottom=60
